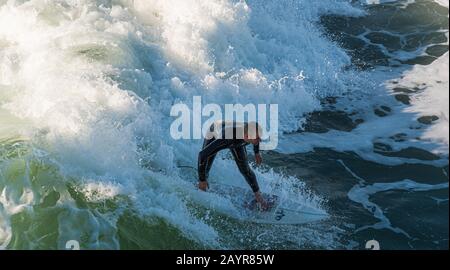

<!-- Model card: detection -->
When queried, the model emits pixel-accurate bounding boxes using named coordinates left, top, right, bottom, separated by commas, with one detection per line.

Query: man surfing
left=198, top=120, right=269, bottom=210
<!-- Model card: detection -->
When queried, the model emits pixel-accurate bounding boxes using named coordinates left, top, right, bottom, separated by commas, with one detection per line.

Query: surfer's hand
left=255, top=191, right=269, bottom=211
left=198, top=181, right=208, bottom=191
left=255, top=153, right=262, bottom=165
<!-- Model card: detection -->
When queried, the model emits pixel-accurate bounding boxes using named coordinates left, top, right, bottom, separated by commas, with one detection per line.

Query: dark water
left=321, top=0, right=449, bottom=68
left=265, top=149, right=448, bottom=249
left=264, top=0, right=449, bottom=250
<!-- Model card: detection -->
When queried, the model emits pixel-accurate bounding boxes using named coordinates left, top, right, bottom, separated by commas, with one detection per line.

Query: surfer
left=198, top=120, right=269, bottom=210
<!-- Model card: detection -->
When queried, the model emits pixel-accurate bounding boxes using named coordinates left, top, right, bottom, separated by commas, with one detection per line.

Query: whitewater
left=0, top=0, right=448, bottom=249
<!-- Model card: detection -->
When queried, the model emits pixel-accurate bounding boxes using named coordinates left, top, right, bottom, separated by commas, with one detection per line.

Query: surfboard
left=177, top=165, right=328, bottom=225
left=209, top=183, right=328, bottom=225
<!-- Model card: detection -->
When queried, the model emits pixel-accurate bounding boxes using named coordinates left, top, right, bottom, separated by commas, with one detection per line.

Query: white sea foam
left=360, top=0, right=447, bottom=8
left=0, top=0, right=365, bottom=248
left=435, top=0, right=449, bottom=8
left=399, top=53, right=449, bottom=146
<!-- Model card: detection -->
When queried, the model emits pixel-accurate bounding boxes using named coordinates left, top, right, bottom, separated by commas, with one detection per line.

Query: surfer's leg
left=198, top=137, right=214, bottom=182
left=198, top=138, right=228, bottom=182
left=198, top=122, right=230, bottom=182
left=231, top=147, right=260, bottom=193
left=205, top=153, right=217, bottom=177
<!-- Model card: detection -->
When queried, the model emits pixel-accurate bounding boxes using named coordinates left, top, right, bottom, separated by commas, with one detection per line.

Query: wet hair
left=244, top=121, right=263, bottom=139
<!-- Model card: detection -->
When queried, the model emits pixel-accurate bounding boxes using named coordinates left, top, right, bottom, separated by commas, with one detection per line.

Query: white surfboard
left=209, top=183, right=328, bottom=225
left=177, top=165, right=328, bottom=225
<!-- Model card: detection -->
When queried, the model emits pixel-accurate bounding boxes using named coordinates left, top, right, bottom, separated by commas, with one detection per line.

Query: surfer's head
left=243, top=121, right=263, bottom=145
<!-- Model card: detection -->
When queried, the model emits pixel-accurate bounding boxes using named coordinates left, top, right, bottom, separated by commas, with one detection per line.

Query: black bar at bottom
left=0, top=250, right=447, bottom=268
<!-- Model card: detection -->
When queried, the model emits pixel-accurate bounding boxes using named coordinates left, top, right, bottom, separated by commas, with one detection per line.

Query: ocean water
left=0, top=0, right=448, bottom=250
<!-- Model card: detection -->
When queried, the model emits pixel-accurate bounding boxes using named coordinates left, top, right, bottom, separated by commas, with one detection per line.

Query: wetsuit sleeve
left=253, top=143, right=260, bottom=154
left=198, top=139, right=229, bottom=182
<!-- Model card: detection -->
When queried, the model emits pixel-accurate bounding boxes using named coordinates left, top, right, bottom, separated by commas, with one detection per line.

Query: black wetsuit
left=198, top=122, right=260, bottom=193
